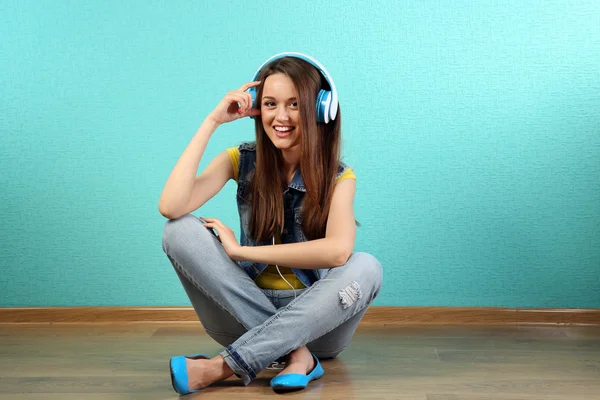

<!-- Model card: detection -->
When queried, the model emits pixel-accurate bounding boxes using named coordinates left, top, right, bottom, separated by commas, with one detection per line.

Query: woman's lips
left=274, top=128, right=294, bottom=138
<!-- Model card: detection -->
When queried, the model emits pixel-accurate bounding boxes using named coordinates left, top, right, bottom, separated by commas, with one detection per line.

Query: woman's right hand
left=208, top=81, right=262, bottom=125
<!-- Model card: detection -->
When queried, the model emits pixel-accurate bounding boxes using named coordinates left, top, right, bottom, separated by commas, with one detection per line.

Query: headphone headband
left=248, top=52, right=338, bottom=123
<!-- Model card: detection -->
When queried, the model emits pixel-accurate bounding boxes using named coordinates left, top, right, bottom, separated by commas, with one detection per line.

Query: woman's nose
left=276, top=107, right=290, bottom=121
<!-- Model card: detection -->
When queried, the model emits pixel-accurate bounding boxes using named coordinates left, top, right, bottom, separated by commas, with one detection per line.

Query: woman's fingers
left=231, top=81, right=261, bottom=115
left=247, top=108, right=261, bottom=117
left=201, top=218, right=224, bottom=228
left=226, top=93, right=248, bottom=113
left=237, top=80, right=261, bottom=92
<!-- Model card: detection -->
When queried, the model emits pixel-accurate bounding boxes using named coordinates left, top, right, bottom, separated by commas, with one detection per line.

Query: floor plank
left=0, top=323, right=598, bottom=399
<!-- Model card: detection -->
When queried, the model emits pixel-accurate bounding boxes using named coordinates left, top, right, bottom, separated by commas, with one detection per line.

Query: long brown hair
left=245, top=56, right=358, bottom=243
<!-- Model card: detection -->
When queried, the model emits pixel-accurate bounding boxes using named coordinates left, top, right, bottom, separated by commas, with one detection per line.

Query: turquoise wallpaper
left=1, top=1, right=599, bottom=307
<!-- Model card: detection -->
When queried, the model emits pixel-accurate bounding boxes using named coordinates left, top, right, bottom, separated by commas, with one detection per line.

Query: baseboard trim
left=1, top=306, right=599, bottom=325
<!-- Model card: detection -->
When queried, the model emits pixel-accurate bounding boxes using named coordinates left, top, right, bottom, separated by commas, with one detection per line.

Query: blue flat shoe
left=270, top=353, right=324, bottom=391
left=169, top=353, right=209, bottom=395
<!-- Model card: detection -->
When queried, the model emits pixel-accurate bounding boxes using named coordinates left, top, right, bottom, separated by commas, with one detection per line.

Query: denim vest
left=235, top=141, right=352, bottom=287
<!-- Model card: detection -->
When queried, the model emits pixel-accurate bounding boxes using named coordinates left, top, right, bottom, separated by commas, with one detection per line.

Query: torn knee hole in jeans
left=339, top=281, right=362, bottom=309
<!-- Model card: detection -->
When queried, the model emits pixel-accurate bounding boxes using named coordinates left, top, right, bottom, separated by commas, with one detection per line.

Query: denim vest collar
left=287, top=168, right=306, bottom=192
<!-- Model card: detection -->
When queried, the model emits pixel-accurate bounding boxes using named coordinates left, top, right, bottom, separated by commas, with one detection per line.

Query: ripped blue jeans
left=162, top=214, right=383, bottom=385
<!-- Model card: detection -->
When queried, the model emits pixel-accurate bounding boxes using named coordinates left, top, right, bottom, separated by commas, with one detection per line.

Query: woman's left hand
left=200, top=217, right=243, bottom=261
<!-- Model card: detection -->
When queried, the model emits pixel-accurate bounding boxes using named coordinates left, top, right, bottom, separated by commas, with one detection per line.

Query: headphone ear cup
left=247, top=87, right=257, bottom=108
left=247, top=87, right=258, bottom=120
left=316, top=89, right=332, bottom=124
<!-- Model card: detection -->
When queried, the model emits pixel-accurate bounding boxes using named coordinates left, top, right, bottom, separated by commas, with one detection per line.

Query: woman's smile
left=274, top=125, right=295, bottom=138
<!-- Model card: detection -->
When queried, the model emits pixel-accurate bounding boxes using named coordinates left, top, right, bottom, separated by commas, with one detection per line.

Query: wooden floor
left=0, top=323, right=599, bottom=399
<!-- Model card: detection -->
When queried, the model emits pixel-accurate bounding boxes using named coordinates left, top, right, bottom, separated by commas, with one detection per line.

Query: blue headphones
left=247, top=52, right=339, bottom=124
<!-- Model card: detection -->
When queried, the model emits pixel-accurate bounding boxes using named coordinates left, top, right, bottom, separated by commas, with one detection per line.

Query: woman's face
left=260, top=73, right=302, bottom=150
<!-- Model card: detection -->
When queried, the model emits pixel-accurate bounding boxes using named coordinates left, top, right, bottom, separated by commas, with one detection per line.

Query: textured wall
left=1, top=1, right=599, bottom=307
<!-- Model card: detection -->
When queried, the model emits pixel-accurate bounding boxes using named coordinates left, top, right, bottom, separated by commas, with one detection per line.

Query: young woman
left=159, top=53, right=383, bottom=395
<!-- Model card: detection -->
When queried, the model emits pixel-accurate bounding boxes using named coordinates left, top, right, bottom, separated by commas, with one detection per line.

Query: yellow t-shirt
left=226, top=146, right=356, bottom=289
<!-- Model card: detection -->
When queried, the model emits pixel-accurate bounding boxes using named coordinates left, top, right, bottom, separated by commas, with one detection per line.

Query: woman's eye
left=290, top=102, right=298, bottom=107
left=263, top=101, right=275, bottom=107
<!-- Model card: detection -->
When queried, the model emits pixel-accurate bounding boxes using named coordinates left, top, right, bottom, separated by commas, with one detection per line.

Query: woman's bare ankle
left=288, top=346, right=311, bottom=361
left=279, top=346, right=314, bottom=376
left=186, top=355, right=234, bottom=390
left=210, top=355, right=234, bottom=381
